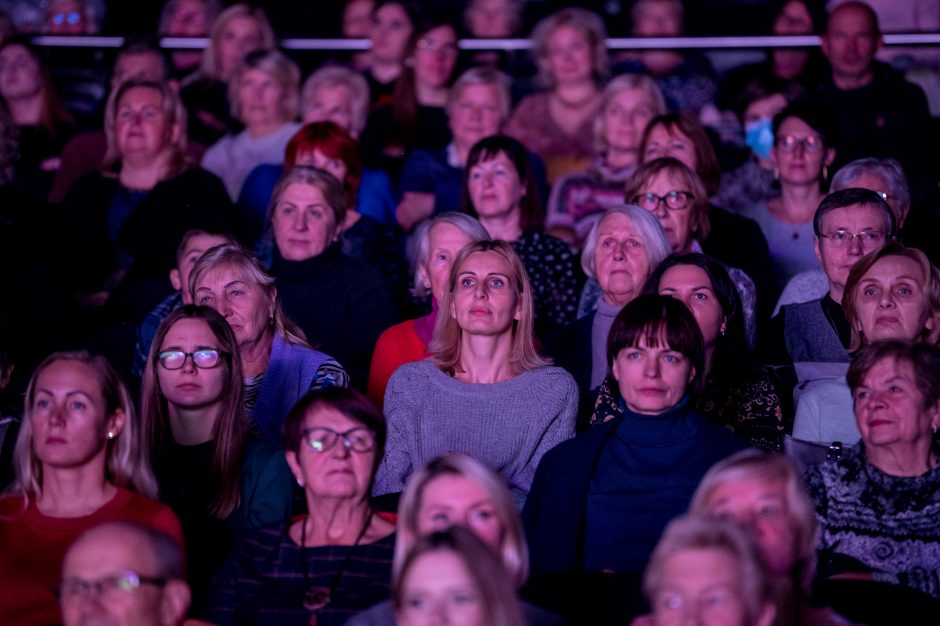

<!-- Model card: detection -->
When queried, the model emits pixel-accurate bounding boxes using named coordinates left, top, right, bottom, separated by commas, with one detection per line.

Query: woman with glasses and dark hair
left=140, top=304, right=292, bottom=611
left=207, top=387, right=396, bottom=626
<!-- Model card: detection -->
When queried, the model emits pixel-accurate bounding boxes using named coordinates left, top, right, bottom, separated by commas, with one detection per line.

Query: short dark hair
left=812, top=187, right=896, bottom=237
left=461, top=135, right=544, bottom=232
left=607, top=294, right=705, bottom=392
left=639, top=113, right=721, bottom=195
left=847, top=340, right=940, bottom=412
left=115, top=35, right=171, bottom=81
left=282, top=387, right=387, bottom=476
left=772, top=98, right=839, bottom=152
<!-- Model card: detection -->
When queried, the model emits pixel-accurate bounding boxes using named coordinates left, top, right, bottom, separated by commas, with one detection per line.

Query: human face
left=422, top=222, right=474, bottom=304
left=237, top=68, right=286, bottom=130
left=771, top=117, right=832, bottom=187
left=61, top=528, right=176, bottom=626
left=449, top=84, right=504, bottom=152
left=604, top=89, right=657, bottom=155
left=111, top=52, right=165, bottom=90
left=216, top=15, right=264, bottom=80
left=115, top=86, right=174, bottom=160
left=642, top=125, right=697, bottom=171
left=467, top=152, right=525, bottom=222
left=814, top=204, right=889, bottom=299
left=853, top=357, right=940, bottom=457
left=0, top=44, right=41, bottom=101
left=652, top=548, right=749, bottom=626
left=612, top=334, right=694, bottom=415
left=774, top=1, right=813, bottom=35
left=413, top=25, right=458, bottom=90
left=343, top=0, right=375, bottom=38
left=638, top=170, right=694, bottom=253
left=822, top=4, right=879, bottom=84
left=172, top=233, right=231, bottom=304
left=156, top=318, right=227, bottom=413
left=416, top=475, right=503, bottom=550
left=303, top=83, right=354, bottom=132
left=193, top=265, right=274, bottom=348
left=286, top=406, right=375, bottom=501
left=450, top=251, right=521, bottom=337
left=633, top=0, right=683, bottom=36
left=294, top=149, right=349, bottom=185
left=370, top=3, right=413, bottom=65
left=397, top=549, right=484, bottom=626
left=853, top=255, right=932, bottom=344
left=593, top=212, right=651, bottom=307
left=705, top=478, right=797, bottom=577
left=45, top=0, right=86, bottom=35
left=658, top=264, right=725, bottom=350
left=271, top=182, right=339, bottom=261
left=467, top=0, right=515, bottom=38
left=30, top=360, right=123, bottom=472
left=545, top=25, right=593, bottom=86
left=166, top=0, right=211, bottom=36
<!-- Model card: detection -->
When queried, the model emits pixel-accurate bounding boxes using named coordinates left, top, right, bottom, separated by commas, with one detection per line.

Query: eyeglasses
left=775, top=134, right=824, bottom=153
left=818, top=229, right=886, bottom=248
left=58, top=571, right=167, bottom=603
left=632, top=190, right=694, bottom=212
left=51, top=11, right=82, bottom=26
left=157, top=349, right=226, bottom=370
left=301, top=426, right=376, bottom=454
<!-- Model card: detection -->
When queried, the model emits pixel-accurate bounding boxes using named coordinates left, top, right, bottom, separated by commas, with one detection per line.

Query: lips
left=45, top=436, right=67, bottom=445
left=176, top=382, right=201, bottom=391
left=875, top=316, right=898, bottom=325
left=868, top=418, right=892, bottom=428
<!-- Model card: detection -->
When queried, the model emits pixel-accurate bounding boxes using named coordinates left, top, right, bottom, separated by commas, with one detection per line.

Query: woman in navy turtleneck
left=268, top=166, right=399, bottom=389
left=522, top=295, right=746, bottom=618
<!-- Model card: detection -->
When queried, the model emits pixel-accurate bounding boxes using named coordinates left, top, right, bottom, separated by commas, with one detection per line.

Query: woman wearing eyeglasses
left=744, top=99, right=838, bottom=289
left=207, top=387, right=396, bottom=626
left=140, top=304, right=293, bottom=613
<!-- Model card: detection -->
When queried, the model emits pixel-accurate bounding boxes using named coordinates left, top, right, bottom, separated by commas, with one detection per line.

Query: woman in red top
left=0, top=351, right=182, bottom=626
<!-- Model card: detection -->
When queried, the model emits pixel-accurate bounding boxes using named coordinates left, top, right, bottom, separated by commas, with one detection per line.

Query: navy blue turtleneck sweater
left=583, top=396, right=746, bottom=572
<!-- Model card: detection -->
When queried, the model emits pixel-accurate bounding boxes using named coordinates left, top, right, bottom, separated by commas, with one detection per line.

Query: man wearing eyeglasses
left=761, top=188, right=895, bottom=415
left=60, top=522, right=190, bottom=626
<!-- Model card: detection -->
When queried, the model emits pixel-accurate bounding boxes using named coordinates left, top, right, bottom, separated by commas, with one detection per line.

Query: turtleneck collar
left=271, top=241, right=343, bottom=279
left=615, top=395, right=698, bottom=446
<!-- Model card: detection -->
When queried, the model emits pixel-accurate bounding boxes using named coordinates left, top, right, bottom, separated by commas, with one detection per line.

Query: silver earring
left=296, top=477, right=305, bottom=487
left=107, top=431, right=115, bottom=439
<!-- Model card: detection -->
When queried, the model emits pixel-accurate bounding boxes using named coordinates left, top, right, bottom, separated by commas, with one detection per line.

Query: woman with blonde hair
left=55, top=77, right=233, bottom=321
left=0, top=351, right=182, bottom=625
left=376, top=240, right=577, bottom=502
left=189, top=243, right=347, bottom=445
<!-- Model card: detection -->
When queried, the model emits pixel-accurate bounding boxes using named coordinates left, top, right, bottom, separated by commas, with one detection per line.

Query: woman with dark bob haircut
left=207, top=387, right=397, bottom=625
left=524, top=295, right=746, bottom=617
left=591, top=253, right=785, bottom=450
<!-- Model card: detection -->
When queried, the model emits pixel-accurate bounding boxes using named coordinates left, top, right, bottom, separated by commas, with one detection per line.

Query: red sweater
left=367, top=318, right=430, bottom=407
left=0, top=487, right=183, bottom=626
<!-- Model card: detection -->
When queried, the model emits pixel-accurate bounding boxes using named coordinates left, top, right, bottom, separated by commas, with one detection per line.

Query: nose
left=643, top=355, right=660, bottom=378
left=847, top=234, right=864, bottom=256
left=334, top=438, right=352, bottom=458
left=49, top=402, right=67, bottom=427
left=292, top=211, right=309, bottom=231
left=180, top=353, right=197, bottom=373
left=474, top=280, right=488, bottom=300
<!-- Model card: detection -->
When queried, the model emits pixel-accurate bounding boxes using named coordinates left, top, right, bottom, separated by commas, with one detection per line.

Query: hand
left=396, top=192, right=435, bottom=232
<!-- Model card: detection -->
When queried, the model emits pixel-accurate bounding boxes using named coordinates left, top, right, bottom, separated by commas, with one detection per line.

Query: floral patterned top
left=512, top=231, right=582, bottom=340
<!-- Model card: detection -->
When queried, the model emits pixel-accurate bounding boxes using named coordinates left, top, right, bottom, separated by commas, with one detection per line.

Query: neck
left=167, top=403, right=220, bottom=446
left=119, top=153, right=170, bottom=190
left=246, top=120, right=284, bottom=139
left=866, top=444, right=936, bottom=477
left=828, top=283, right=844, bottom=305
left=456, top=333, right=515, bottom=383
left=554, top=81, right=597, bottom=106
left=833, top=68, right=874, bottom=90
left=480, top=211, right=522, bottom=242
left=241, top=330, right=274, bottom=377
left=605, top=147, right=638, bottom=170
left=370, top=60, right=401, bottom=84
left=301, top=496, right=372, bottom=546
left=777, top=184, right=823, bottom=220
left=37, top=463, right=115, bottom=517
left=452, top=142, right=471, bottom=166
left=8, top=92, right=42, bottom=125
left=416, top=82, right=448, bottom=107
left=601, top=291, right=634, bottom=309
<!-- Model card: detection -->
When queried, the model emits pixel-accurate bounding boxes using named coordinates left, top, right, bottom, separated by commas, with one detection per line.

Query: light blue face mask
left=745, top=117, right=774, bottom=160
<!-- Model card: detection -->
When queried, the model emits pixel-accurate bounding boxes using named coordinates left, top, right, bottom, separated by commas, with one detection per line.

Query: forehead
left=279, top=181, right=328, bottom=204
left=660, top=263, right=711, bottom=288
left=421, top=473, right=491, bottom=506
left=163, top=316, right=215, bottom=343
left=242, top=68, right=276, bottom=83
left=224, top=15, right=260, bottom=35
left=648, top=123, right=689, bottom=142
left=707, top=475, right=787, bottom=507
left=312, top=82, right=351, bottom=103
left=548, top=24, right=588, bottom=45
left=819, top=203, right=885, bottom=231
left=864, top=255, right=924, bottom=283
left=472, top=150, right=514, bottom=169
left=598, top=212, right=638, bottom=235
left=420, top=24, right=456, bottom=42
left=828, top=5, right=876, bottom=34
left=646, top=169, right=684, bottom=189
left=456, top=82, right=500, bottom=104
left=609, top=87, right=653, bottom=109
left=197, top=263, right=251, bottom=288
left=63, top=529, right=154, bottom=577
left=861, top=355, right=916, bottom=385
left=304, top=404, right=364, bottom=430
left=661, top=547, right=738, bottom=582
left=429, top=222, right=472, bottom=249
left=459, top=250, right=513, bottom=275
left=37, top=359, right=101, bottom=393
left=118, top=86, right=163, bottom=107
left=778, top=116, right=816, bottom=135
left=182, top=233, right=229, bottom=258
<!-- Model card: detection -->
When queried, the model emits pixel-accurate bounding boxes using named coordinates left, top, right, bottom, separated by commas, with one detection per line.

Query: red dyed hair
left=284, top=121, right=362, bottom=207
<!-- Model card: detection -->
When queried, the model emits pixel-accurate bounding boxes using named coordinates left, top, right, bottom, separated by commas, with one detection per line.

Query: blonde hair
left=300, top=65, right=370, bottom=137
left=594, top=73, right=666, bottom=154
left=199, top=3, right=274, bottom=80
left=11, top=351, right=158, bottom=501
left=430, top=240, right=549, bottom=376
left=228, top=48, right=300, bottom=123
left=530, top=7, right=608, bottom=88
left=103, top=79, right=188, bottom=174
left=394, top=454, right=528, bottom=586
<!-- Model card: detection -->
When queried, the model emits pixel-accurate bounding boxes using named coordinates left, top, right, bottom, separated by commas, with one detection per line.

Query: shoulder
left=388, top=359, right=439, bottom=387
left=520, top=365, right=578, bottom=389
left=376, top=320, right=421, bottom=347
left=541, top=418, right=618, bottom=467
left=0, top=493, right=27, bottom=519
left=346, top=600, right=395, bottom=626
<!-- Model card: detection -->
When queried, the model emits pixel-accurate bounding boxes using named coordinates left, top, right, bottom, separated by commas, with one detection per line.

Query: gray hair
left=594, top=73, right=667, bottom=154
left=830, top=157, right=910, bottom=222
left=229, top=48, right=300, bottom=123
left=411, top=213, right=491, bottom=298
left=447, top=66, right=512, bottom=122
left=581, top=205, right=671, bottom=278
left=301, top=65, right=371, bottom=137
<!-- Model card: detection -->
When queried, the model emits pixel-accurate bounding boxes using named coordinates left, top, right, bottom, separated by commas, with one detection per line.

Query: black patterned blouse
left=512, top=231, right=582, bottom=340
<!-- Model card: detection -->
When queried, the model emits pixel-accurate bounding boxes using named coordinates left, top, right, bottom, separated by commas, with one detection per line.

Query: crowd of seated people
left=2, top=1, right=940, bottom=625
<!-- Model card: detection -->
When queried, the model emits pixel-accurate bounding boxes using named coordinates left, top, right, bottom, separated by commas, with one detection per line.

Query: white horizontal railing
left=27, top=33, right=940, bottom=51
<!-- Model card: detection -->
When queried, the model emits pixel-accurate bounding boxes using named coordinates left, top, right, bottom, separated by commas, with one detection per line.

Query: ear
left=107, top=408, right=126, bottom=438
left=814, top=235, right=822, bottom=264
left=285, top=450, right=304, bottom=485
left=513, top=298, right=522, bottom=321
left=719, top=317, right=727, bottom=336
left=686, top=364, right=697, bottom=386
left=611, top=355, right=621, bottom=382
left=169, top=268, right=182, bottom=292
left=820, top=35, right=831, bottom=59
left=824, top=147, right=836, bottom=167
left=450, top=298, right=457, bottom=320
left=169, top=121, right=183, bottom=146
left=159, top=579, right=191, bottom=626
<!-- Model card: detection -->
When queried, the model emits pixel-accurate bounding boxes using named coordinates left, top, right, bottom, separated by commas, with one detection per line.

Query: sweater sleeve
left=373, top=364, right=421, bottom=496
left=793, top=389, right=823, bottom=442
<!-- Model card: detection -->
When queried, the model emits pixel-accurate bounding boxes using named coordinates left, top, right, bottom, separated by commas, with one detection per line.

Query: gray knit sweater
left=374, top=360, right=578, bottom=504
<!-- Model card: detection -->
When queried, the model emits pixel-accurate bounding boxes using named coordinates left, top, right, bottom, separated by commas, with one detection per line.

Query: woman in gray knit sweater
left=374, top=240, right=578, bottom=504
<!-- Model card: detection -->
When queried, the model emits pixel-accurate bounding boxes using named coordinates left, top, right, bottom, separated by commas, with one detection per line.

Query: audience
left=1, top=4, right=940, bottom=625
